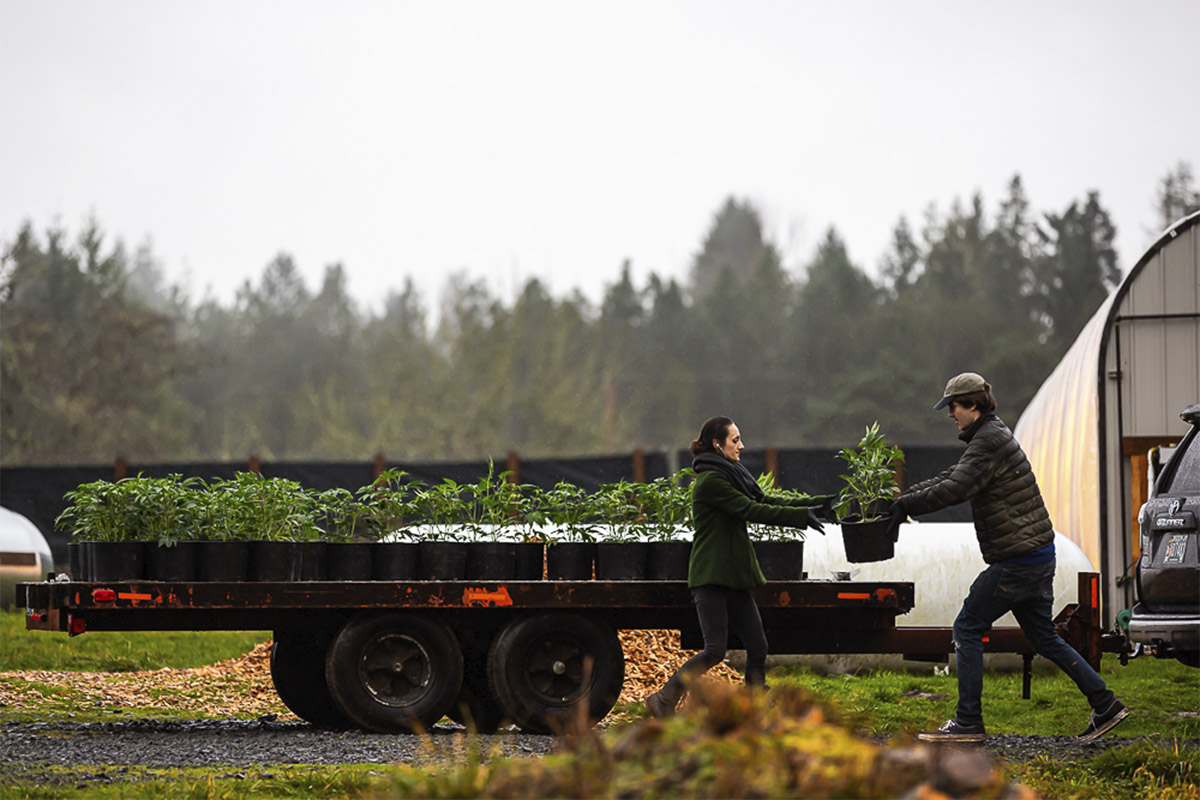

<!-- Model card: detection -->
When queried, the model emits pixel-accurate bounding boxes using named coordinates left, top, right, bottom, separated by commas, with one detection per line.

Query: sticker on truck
left=1164, top=534, right=1189, bottom=565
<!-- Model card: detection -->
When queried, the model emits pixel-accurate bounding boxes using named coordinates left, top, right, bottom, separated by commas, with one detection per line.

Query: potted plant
left=462, top=462, right=536, bottom=581
left=542, top=481, right=598, bottom=580
left=643, top=471, right=693, bottom=581
left=592, top=481, right=649, bottom=581
left=360, top=469, right=421, bottom=580
left=57, top=477, right=145, bottom=582
left=749, top=472, right=810, bottom=581
left=413, top=479, right=469, bottom=580
left=139, top=474, right=206, bottom=581
left=834, top=422, right=904, bottom=563
left=317, top=487, right=373, bottom=581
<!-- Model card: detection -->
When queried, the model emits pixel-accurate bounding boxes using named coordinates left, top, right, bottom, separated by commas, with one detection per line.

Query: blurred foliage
left=5, top=166, right=1191, bottom=465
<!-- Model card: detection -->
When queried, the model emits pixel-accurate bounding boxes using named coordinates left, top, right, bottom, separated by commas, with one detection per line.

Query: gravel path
left=3, top=716, right=1189, bottom=772
left=1, top=717, right=556, bottom=770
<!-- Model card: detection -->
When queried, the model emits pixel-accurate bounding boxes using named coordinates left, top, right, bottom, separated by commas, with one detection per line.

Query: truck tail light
left=92, top=588, right=116, bottom=603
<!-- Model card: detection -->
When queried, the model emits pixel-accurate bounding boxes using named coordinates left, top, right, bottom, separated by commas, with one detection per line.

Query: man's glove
left=806, top=508, right=826, bottom=534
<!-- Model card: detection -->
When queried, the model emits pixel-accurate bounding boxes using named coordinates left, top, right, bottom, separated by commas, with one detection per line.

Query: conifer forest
left=3, top=165, right=1197, bottom=466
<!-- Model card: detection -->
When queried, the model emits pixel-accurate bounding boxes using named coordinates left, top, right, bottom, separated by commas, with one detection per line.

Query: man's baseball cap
left=933, top=372, right=988, bottom=410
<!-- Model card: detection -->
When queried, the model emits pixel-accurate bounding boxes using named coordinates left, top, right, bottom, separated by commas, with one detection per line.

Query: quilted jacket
left=899, top=412, right=1053, bottom=563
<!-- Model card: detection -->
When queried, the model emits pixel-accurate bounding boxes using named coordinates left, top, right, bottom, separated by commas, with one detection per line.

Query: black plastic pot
left=753, top=540, right=805, bottom=580
left=840, top=518, right=896, bottom=563
left=67, top=542, right=84, bottom=581
left=420, top=541, right=468, bottom=580
left=466, top=542, right=517, bottom=580
left=646, top=541, right=691, bottom=581
left=595, top=542, right=648, bottom=581
left=372, top=542, right=420, bottom=580
left=327, top=542, right=375, bottom=581
left=89, top=541, right=146, bottom=582
left=546, top=542, right=595, bottom=580
left=298, top=541, right=327, bottom=581
left=147, top=540, right=200, bottom=582
left=514, top=542, right=545, bottom=580
left=198, top=541, right=250, bottom=581
left=249, top=541, right=303, bottom=581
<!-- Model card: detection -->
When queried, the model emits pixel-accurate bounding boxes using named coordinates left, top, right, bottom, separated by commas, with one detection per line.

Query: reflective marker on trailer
left=67, top=615, right=86, bottom=636
left=92, top=589, right=116, bottom=603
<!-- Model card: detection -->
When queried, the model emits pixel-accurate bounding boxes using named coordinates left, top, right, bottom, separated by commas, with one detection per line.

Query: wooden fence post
left=507, top=451, right=520, bottom=484
left=373, top=452, right=386, bottom=482
left=248, top=454, right=261, bottom=475
left=113, top=457, right=127, bottom=481
left=765, top=447, right=778, bottom=488
left=632, top=449, right=646, bottom=483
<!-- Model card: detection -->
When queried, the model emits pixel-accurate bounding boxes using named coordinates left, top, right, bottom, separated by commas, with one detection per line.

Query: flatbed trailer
left=18, top=573, right=1110, bottom=734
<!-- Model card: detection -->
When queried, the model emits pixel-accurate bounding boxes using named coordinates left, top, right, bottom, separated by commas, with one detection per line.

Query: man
left=893, top=372, right=1130, bottom=743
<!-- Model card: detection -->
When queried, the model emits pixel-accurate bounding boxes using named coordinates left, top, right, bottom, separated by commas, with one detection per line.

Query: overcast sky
left=3, top=0, right=1197, bottom=315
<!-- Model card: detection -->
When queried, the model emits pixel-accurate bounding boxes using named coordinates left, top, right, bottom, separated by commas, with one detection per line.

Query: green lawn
left=769, top=655, right=1200, bottom=740
left=0, top=608, right=269, bottom=672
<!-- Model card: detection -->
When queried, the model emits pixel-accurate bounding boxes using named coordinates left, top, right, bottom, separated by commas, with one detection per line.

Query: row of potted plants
left=58, top=465, right=811, bottom=582
left=59, top=424, right=905, bottom=582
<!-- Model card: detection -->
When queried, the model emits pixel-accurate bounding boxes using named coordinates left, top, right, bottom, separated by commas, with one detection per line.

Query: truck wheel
left=270, top=631, right=355, bottom=729
left=325, top=612, right=463, bottom=733
left=487, top=613, right=624, bottom=734
left=447, top=642, right=509, bottom=733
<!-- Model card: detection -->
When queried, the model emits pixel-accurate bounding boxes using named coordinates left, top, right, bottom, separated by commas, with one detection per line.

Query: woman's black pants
left=661, top=584, right=768, bottom=701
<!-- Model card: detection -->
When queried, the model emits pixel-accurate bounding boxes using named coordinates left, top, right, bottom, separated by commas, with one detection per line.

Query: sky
left=2, top=0, right=1198, bottom=317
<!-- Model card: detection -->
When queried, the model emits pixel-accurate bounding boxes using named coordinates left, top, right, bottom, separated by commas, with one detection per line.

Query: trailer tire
left=487, top=613, right=624, bottom=734
left=270, top=631, right=355, bottom=730
left=325, top=612, right=463, bottom=733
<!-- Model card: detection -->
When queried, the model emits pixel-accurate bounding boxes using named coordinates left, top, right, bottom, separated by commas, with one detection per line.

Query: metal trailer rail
left=17, top=573, right=1111, bottom=734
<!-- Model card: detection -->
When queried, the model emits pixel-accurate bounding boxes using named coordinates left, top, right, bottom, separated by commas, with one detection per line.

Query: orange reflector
left=117, top=592, right=152, bottom=601
left=837, top=593, right=871, bottom=600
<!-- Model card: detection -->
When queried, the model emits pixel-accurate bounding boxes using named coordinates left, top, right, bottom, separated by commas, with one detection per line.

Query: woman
left=644, top=415, right=828, bottom=718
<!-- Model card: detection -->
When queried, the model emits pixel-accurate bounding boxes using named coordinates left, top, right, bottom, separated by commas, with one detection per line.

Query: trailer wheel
left=447, top=641, right=509, bottom=733
left=270, top=631, right=354, bottom=729
left=487, top=613, right=624, bottom=734
left=325, top=612, right=463, bottom=733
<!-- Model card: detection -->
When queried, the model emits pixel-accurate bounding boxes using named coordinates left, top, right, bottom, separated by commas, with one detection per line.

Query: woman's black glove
left=805, top=508, right=826, bottom=534
left=806, top=493, right=838, bottom=521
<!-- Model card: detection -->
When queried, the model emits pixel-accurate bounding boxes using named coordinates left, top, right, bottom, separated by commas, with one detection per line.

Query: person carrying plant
left=644, top=415, right=830, bottom=718
left=891, top=372, right=1130, bottom=743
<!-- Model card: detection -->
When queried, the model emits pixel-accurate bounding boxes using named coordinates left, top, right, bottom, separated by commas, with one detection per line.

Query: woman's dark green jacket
left=688, top=471, right=817, bottom=589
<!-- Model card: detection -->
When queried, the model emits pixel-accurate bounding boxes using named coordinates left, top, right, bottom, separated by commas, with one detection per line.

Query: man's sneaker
left=644, top=690, right=677, bottom=719
left=917, top=719, right=987, bottom=743
left=1077, top=699, right=1130, bottom=742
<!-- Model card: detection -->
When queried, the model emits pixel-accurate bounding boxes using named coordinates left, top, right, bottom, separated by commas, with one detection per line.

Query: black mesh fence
left=2, top=445, right=969, bottom=566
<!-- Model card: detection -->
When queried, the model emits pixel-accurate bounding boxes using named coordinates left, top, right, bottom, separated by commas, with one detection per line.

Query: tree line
left=3, top=164, right=1197, bottom=466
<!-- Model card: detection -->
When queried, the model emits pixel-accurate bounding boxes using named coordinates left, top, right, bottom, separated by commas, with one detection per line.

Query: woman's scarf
left=692, top=451, right=766, bottom=501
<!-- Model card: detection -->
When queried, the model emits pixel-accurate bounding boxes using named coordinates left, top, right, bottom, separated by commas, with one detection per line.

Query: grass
left=769, top=655, right=1200, bottom=740
left=0, top=609, right=269, bottom=672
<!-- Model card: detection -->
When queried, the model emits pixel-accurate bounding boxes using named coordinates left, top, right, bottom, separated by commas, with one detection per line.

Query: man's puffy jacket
left=899, top=412, right=1053, bottom=563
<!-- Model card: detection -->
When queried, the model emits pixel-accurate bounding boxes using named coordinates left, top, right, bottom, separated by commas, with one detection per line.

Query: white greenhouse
left=1015, top=210, right=1200, bottom=623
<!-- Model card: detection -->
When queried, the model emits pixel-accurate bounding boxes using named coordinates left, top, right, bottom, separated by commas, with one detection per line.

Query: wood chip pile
left=1, top=630, right=738, bottom=719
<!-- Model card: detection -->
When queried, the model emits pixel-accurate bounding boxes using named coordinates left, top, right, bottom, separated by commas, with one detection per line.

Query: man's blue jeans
left=953, top=559, right=1115, bottom=726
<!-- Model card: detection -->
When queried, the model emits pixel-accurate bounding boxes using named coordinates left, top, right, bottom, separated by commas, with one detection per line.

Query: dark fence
left=1, top=446, right=969, bottom=566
